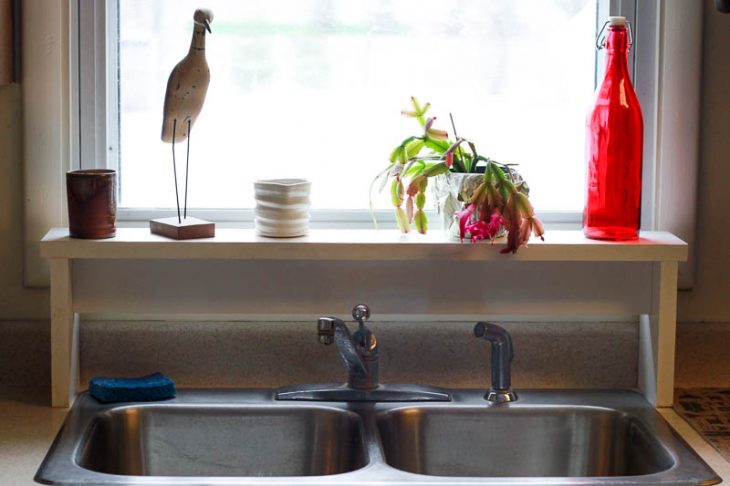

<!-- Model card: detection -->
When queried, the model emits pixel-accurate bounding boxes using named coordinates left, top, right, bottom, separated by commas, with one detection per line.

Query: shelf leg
left=639, top=261, right=678, bottom=408
left=50, top=258, right=79, bottom=408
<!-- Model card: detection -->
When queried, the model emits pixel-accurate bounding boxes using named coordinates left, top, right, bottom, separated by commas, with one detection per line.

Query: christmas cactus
left=372, top=97, right=544, bottom=253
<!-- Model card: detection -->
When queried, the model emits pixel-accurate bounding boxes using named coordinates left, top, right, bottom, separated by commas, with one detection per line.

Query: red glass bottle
left=583, top=17, right=643, bottom=240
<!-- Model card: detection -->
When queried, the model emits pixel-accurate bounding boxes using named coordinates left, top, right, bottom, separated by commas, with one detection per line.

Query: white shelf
left=41, top=228, right=687, bottom=262
left=41, top=227, right=687, bottom=409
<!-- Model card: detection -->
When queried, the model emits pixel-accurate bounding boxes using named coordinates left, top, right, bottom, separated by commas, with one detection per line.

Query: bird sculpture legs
left=184, top=119, right=191, bottom=219
left=170, top=118, right=194, bottom=224
left=171, top=119, right=182, bottom=224
left=152, top=115, right=213, bottom=239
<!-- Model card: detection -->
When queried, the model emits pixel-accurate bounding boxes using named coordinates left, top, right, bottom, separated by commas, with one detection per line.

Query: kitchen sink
left=77, top=404, right=366, bottom=477
left=377, top=406, right=672, bottom=477
left=36, top=389, right=720, bottom=485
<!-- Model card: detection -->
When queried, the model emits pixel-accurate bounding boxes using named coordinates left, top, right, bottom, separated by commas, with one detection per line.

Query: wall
left=0, top=84, right=48, bottom=319
left=677, top=2, right=730, bottom=323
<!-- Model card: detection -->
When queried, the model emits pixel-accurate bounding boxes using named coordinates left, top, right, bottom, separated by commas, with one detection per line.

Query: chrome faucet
left=317, top=304, right=378, bottom=390
left=474, top=322, right=518, bottom=403
left=276, top=304, right=450, bottom=402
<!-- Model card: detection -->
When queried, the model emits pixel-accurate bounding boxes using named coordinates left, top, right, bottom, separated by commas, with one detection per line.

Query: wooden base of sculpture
left=150, top=217, right=215, bottom=240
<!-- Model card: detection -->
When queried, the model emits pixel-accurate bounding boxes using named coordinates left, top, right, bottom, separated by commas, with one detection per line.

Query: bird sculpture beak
left=203, top=19, right=212, bottom=33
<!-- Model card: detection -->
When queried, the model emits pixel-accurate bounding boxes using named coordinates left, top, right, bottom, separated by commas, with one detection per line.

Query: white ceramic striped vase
left=254, top=179, right=311, bottom=237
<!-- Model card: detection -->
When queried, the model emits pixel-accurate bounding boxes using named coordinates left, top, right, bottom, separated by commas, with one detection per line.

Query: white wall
left=677, top=3, right=730, bottom=323
left=0, top=84, right=49, bottom=319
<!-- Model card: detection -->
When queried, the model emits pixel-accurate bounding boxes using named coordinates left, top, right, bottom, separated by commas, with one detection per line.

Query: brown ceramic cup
left=66, top=169, right=117, bottom=239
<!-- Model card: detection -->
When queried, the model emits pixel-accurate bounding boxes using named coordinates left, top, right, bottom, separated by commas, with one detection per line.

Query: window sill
left=41, top=228, right=687, bottom=263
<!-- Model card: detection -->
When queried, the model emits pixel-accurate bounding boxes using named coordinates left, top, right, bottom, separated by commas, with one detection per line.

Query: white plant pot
left=254, top=179, right=311, bottom=237
left=432, top=172, right=518, bottom=240
left=432, top=173, right=487, bottom=240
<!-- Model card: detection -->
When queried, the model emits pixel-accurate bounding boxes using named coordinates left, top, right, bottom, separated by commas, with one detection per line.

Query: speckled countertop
left=1, top=387, right=728, bottom=485
left=0, top=388, right=66, bottom=486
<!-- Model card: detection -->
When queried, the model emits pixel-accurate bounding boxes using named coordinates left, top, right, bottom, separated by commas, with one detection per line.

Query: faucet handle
left=352, top=304, right=370, bottom=323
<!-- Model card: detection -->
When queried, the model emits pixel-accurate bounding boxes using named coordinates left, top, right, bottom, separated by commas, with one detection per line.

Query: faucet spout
left=474, top=322, right=518, bottom=403
left=318, top=317, right=368, bottom=377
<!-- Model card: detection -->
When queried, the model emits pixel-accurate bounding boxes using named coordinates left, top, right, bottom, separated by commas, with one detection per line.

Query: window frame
left=74, top=0, right=636, bottom=230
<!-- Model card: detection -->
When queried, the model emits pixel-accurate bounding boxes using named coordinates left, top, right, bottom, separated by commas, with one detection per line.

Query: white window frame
left=23, top=0, right=702, bottom=286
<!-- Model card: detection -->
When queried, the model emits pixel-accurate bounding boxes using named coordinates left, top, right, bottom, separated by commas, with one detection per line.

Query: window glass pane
left=118, top=0, right=597, bottom=211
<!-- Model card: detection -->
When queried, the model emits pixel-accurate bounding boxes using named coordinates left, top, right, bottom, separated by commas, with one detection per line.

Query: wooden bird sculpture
left=161, top=8, right=213, bottom=223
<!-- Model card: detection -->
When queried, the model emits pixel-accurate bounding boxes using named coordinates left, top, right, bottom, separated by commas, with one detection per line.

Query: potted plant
left=372, top=97, right=544, bottom=253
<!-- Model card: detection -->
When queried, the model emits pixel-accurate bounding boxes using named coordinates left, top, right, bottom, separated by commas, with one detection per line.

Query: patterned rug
left=674, top=388, right=730, bottom=462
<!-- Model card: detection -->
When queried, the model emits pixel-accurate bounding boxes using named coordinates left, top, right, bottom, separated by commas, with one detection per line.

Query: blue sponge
left=89, top=372, right=176, bottom=403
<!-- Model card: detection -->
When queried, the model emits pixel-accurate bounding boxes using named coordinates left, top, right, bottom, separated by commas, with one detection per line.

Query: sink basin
left=78, top=405, right=367, bottom=476
left=36, top=389, right=719, bottom=485
left=377, top=406, right=672, bottom=477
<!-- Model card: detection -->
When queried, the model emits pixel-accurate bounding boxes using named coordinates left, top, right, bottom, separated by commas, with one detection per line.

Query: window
left=25, top=1, right=705, bottom=286
left=82, top=0, right=633, bottom=224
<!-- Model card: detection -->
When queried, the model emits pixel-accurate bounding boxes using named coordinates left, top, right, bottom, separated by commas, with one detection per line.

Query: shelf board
left=41, top=228, right=687, bottom=262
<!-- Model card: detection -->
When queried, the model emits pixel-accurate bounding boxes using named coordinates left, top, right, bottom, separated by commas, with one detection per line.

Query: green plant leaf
left=452, top=157, right=467, bottom=173
left=391, top=178, right=404, bottom=207
left=424, top=138, right=451, bottom=154
left=415, top=191, right=426, bottom=209
left=462, top=153, right=472, bottom=173
left=422, top=162, right=450, bottom=178
left=395, top=207, right=410, bottom=233
left=468, top=141, right=478, bottom=159
left=389, top=145, right=404, bottom=164
left=414, top=210, right=428, bottom=234
left=409, top=97, right=430, bottom=126
left=405, top=160, right=426, bottom=177
left=405, top=138, right=426, bottom=159
left=491, top=164, right=507, bottom=183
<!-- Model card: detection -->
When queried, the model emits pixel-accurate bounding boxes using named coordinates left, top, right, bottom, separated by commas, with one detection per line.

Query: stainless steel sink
left=378, top=406, right=671, bottom=477
left=36, top=389, right=720, bottom=485
left=77, top=404, right=366, bottom=477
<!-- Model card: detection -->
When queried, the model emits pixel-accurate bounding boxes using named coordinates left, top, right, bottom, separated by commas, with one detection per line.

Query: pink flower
left=464, top=211, right=503, bottom=242
left=486, top=211, right=503, bottom=237
left=456, top=204, right=477, bottom=241
left=465, top=221, right=491, bottom=241
left=456, top=206, right=504, bottom=242
left=445, top=151, right=454, bottom=168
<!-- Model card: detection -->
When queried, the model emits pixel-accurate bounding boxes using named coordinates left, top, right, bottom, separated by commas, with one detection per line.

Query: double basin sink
left=36, top=388, right=719, bottom=485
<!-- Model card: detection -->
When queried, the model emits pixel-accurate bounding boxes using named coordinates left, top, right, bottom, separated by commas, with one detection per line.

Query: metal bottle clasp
left=596, top=20, right=633, bottom=51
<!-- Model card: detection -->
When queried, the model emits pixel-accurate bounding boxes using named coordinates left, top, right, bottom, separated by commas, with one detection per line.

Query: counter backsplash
left=0, top=319, right=728, bottom=394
